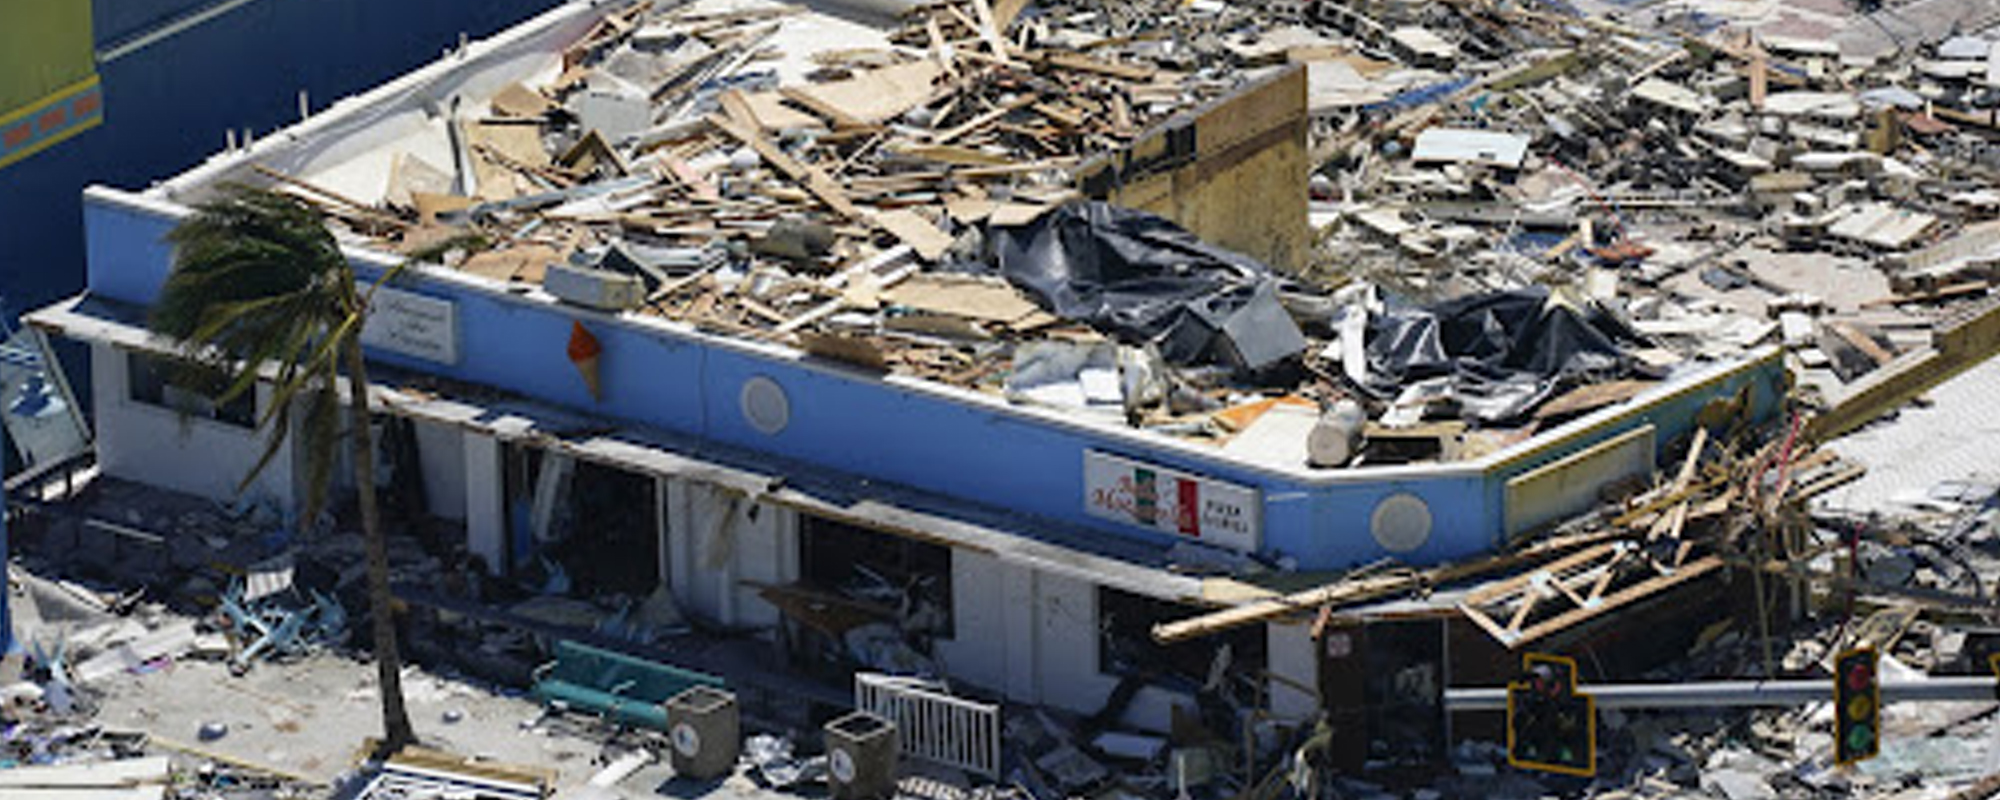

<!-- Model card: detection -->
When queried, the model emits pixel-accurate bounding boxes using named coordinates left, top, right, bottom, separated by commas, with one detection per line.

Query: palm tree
left=152, top=184, right=415, bottom=751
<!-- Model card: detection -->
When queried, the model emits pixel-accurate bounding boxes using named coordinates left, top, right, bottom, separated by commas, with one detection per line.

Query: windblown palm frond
left=152, top=184, right=359, bottom=523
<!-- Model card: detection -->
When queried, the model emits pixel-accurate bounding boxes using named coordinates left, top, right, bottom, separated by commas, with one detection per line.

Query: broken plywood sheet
left=460, top=244, right=558, bottom=284
left=465, top=121, right=550, bottom=201
left=1631, top=78, right=1714, bottom=115
left=1412, top=128, right=1530, bottom=168
left=1897, top=219, right=2000, bottom=285
left=741, top=90, right=822, bottom=130
left=785, top=60, right=942, bottom=125
left=490, top=82, right=554, bottom=118
left=1828, top=202, right=1937, bottom=249
left=873, top=208, right=955, bottom=261
left=384, top=152, right=454, bottom=209
left=883, top=274, right=1041, bottom=324
left=1306, top=59, right=1395, bottom=112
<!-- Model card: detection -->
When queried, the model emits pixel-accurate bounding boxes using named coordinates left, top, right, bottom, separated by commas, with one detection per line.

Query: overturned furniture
left=531, top=639, right=725, bottom=730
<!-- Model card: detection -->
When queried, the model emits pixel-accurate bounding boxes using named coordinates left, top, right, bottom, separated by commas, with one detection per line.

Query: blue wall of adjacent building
left=0, top=0, right=565, bottom=323
left=79, top=191, right=1790, bottom=571
left=1, top=482, right=9, bottom=660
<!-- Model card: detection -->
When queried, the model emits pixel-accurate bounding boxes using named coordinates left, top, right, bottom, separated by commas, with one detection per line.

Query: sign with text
left=359, top=283, right=459, bottom=365
left=1083, top=450, right=1261, bottom=551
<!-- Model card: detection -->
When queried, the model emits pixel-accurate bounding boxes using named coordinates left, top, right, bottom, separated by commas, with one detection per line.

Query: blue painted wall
left=80, top=191, right=1788, bottom=571
left=0, top=0, right=564, bottom=322
left=1, top=481, right=9, bottom=659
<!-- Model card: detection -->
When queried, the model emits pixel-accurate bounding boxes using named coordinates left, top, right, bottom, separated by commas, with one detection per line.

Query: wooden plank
left=1673, top=427, right=1708, bottom=492
left=872, top=208, right=956, bottom=261
left=967, top=0, right=1015, bottom=65
left=1035, top=50, right=1158, bottom=81
left=1032, top=102, right=1085, bottom=128
left=716, top=89, right=763, bottom=131
left=1828, top=321, right=1896, bottom=366
left=935, top=96, right=1036, bottom=143
left=1507, top=556, right=1725, bottom=648
left=705, top=113, right=865, bottom=221
left=1156, top=529, right=1626, bottom=643
left=778, top=86, right=872, bottom=130
left=783, top=60, right=943, bottom=125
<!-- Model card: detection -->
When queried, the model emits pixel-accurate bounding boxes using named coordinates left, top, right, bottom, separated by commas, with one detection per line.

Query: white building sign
left=358, top=283, right=458, bottom=365
left=1083, top=450, right=1261, bottom=551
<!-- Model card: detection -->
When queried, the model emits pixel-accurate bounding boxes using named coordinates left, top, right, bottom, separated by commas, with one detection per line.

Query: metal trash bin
left=823, top=710, right=898, bottom=800
left=665, top=685, right=740, bottom=780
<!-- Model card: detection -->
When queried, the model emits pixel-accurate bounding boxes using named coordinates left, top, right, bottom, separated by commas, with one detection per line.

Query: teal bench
left=531, top=640, right=725, bottom=730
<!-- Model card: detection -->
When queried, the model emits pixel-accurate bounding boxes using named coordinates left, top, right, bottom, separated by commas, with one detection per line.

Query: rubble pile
left=256, top=0, right=2000, bottom=469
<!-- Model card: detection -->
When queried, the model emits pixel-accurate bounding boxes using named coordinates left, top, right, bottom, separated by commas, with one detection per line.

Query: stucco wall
left=89, top=341, right=295, bottom=509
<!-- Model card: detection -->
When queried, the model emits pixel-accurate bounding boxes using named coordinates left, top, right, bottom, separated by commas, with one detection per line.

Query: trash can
left=665, top=685, right=740, bottom=780
left=823, top=710, right=898, bottom=800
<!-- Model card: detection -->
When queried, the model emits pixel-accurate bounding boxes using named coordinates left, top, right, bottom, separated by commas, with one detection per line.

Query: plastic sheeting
left=1361, top=287, right=1637, bottom=422
left=991, top=202, right=1306, bottom=374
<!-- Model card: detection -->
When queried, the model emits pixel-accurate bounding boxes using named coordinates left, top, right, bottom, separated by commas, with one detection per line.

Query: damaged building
left=19, top=0, right=1789, bottom=743
left=11, top=0, right=2000, bottom=796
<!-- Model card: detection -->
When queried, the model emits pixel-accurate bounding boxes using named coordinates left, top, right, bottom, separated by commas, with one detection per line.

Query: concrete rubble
left=11, top=0, right=2000, bottom=797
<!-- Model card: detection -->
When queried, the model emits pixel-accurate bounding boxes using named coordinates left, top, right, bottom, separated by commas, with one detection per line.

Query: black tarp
left=990, top=202, right=1305, bottom=374
left=1361, top=287, right=1638, bottom=422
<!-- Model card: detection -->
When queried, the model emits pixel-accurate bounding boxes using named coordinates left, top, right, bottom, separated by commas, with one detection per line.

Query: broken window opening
left=800, top=515, right=955, bottom=643
left=766, top=514, right=955, bottom=680
left=500, top=444, right=662, bottom=598
left=1097, top=585, right=1267, bottom=692
left=125, top=350, right=255, bottom=429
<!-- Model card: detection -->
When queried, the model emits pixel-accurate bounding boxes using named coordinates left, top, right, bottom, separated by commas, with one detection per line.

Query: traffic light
left=1833, top=647, right=1880, bottom=765
left=1506, top=653, right=1595, bottom=777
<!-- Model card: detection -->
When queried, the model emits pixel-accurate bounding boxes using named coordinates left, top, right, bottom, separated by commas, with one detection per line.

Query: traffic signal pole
left=1450, top=675, right=2000, bottom=711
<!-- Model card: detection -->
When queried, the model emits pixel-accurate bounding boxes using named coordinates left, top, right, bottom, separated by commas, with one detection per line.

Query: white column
left=462, top=434, right=504, bottom=575
left=1267, top=620, right=1319, bottom=721
left=1000, top=560, right=1039, bottom=702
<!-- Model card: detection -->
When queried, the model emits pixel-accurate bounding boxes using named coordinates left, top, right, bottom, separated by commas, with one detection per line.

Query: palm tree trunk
left=344, top=339, right=416, bottom=751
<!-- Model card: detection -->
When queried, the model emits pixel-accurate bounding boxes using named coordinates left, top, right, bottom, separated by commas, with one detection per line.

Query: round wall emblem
left=1370, top=492, right=1433, bottom=553
left=740, top=375, right=790, bottom=435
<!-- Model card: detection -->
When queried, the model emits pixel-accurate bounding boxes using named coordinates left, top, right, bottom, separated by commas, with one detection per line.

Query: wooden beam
left=705, top=113, right=866, bottom=222
left=1505, top=556, right=1726, bottom=649
left=1152, top=528, right=1627, bottom=643
left=778, top=86, right=874, bottom=130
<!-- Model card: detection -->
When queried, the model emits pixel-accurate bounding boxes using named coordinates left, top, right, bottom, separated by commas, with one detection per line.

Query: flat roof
left=103, top=0, right=1770, bottom=481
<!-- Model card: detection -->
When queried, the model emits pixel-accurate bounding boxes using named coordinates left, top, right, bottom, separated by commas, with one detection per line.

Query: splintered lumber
left=1032, top=50, right=1158, bottom=81
left=253, top=164, right=407, bottom=228
left=1153, top=527, right=1626, bottom=643
left=705, top=113, right=865, bottom=221
left=1154, top=572, right=1424, bottom=644
left=967, top=0, right=1015, bottom=65
left=1460, top=550, right=1725, bottom=649
left=935, top=95, right=1037, bottom=143
left=872, top=208, right=955, bottom=260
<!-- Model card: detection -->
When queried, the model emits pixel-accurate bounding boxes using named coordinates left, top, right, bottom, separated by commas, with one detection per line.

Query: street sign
left=1834, top=647, right=1880, bottom=766
left=1506, top=652, right=1595, bottom=777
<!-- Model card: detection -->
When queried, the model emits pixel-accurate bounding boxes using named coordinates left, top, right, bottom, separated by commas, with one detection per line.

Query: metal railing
left=854, top=673, right=1002, bottom=778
